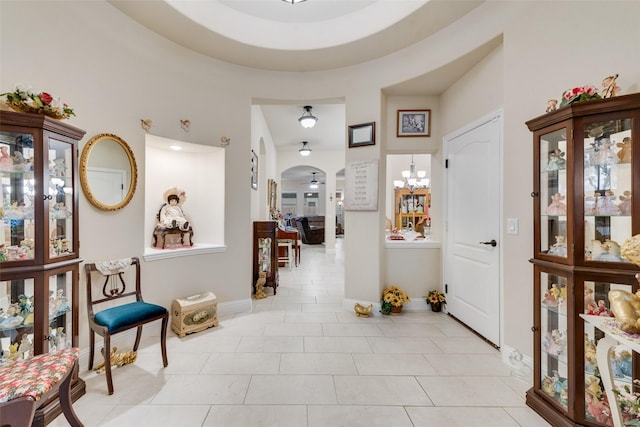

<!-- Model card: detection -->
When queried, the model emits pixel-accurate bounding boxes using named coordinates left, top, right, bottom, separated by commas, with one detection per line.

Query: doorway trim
left=442, top=108, right=504, bottom=348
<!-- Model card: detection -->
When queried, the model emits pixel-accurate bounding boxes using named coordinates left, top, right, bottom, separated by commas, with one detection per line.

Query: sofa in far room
left=291, top=216, right=324, bottom=244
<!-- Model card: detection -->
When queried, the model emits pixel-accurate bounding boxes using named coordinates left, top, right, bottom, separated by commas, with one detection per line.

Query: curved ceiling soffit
left=108, top=0, right=483, bottom=72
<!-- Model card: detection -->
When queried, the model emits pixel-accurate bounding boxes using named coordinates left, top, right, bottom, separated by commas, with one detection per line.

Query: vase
left=390, top=305, right=403, bottom=315
left=430, top=303, right=442, bottom=312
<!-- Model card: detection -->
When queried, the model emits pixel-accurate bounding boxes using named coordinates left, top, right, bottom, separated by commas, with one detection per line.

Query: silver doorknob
left=480, top=240, right=497, bottom=247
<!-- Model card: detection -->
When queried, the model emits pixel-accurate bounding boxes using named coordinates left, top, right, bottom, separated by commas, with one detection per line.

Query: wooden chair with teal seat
left=84, top=257, right=168, bottom=395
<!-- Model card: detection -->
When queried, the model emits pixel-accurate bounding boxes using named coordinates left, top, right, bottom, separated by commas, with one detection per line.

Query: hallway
left=53, top=241, right=550, bottom=426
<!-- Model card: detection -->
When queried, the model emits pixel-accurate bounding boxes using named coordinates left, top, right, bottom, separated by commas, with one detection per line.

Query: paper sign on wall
left=344, top=160, right=379, bottom=211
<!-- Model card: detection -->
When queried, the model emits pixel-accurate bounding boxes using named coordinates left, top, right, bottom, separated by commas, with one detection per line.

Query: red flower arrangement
left=1, top=84, right=75, bottom=119
left=559, top=85, right=601, bottom=108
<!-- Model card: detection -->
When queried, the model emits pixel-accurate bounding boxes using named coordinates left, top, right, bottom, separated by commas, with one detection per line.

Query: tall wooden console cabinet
left=0, top=110, right=86, bottom=426
left=526, top=93, right=640, bottom=426
left=252, top=221, right=279, bottom=295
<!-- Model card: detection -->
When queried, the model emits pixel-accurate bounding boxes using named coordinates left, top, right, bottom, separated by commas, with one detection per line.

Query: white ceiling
left=109, top=0, right=493, bottom=181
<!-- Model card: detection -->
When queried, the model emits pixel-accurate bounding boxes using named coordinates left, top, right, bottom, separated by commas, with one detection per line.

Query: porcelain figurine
left=0, top=146, right=12, bottom=170
left=600, top=73, right=621, bottom=98
left=591, top=239, right=625, bottom=262
left=547, top=148, right=566, bottom=171
left=51, top=158, right=66, bottom=176
left=608, top=287, right=640, bottom=333
left=616, top=136, right=632, bottom=163
left=621, top=234, right=640, bottom=266
left=547, top=235, right=567, bottom=257
left=159, top=188, right=190, bottom=231
left=94, top=347, right=137, bottom=373
left=596, top=191, right=620, bottom=216
left=591, top=137, right=618, bottom=166
left=546, top=193, right=567, bottom=215
left=254, top=271, right=267, bottom=299
left=354, top=303, right=373, bottom=317
left=618, top=190, right=632, bottom=215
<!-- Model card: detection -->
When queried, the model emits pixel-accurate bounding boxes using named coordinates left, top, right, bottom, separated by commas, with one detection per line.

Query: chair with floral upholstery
left=0, top=347, right=83, bottom=427
left=84, top=257, right=168, bottom=395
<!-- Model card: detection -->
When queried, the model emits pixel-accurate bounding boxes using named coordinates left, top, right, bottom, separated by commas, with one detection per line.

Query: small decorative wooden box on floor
left=171, top=292, right=218, bottom=337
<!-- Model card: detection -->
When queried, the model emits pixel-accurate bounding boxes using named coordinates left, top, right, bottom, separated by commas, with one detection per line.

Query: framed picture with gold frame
left=268, top=179, right=278, bottom=213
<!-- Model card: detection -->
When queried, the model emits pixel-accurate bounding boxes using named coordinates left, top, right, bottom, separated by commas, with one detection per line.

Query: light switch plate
left=507, top=218, right=518, bottom=235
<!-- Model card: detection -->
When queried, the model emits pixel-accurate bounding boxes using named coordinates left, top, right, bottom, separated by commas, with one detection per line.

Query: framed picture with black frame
left=397, top=109, right=431, bottom=137
left=348, top=122, right=375, bottom=148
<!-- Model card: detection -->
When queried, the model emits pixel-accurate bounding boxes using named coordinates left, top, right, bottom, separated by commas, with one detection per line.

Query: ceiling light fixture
left=393, top=155, right=429, bottom=193
left=310, top=172, right=319, bottom=189
left=282, top=0, right=307, bottom=4
left=299, top=141, right=312, bottom=156
left=298, top=105, right=318, bottom=128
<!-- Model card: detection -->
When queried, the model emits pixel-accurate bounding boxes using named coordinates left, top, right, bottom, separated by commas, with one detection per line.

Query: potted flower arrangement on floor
left=426, top=290, right=446, bottom=312
left=380, top=285, right=410, bottom=315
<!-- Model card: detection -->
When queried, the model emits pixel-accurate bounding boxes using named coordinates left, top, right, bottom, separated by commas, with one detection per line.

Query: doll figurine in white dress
left=159, top=187, right=191, bottom=231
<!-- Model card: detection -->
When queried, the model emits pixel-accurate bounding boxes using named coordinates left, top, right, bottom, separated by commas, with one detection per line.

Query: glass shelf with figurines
left=47, top=138, right=75, bottom=260
left=539, top=270, right=569, bottom=410
left=1, top=132, right=36, bottom=262
left=539, top=127, right=568, bottom=260
left=583, top=119, right=633, bottom=265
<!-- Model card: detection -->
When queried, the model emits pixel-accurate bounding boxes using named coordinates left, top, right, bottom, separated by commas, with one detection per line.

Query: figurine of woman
left=596, top=191, right=620, bottom=216
left=546, top=193, right=567, bottom=215
left=0, top=146, right=12, bottom=170
left=547, top=235, right=567, bottom=257
left=618, top=190, right=632, bottom=215
left=592, top=137, right=618, bottom=166
left=547, top=149, right=566, bottom=171
left=585, top=193, right=597, bottom=216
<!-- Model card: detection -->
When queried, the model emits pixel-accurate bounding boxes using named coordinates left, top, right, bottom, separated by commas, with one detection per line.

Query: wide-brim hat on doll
left=163, top=187, right=186, bottom=206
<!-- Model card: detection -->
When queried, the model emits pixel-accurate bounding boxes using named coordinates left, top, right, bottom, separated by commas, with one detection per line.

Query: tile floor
left=52, top=240, right=551, bottom=426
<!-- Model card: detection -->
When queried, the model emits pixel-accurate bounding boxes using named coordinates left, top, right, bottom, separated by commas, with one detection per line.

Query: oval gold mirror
left=80, top=133, right=137, bottom=211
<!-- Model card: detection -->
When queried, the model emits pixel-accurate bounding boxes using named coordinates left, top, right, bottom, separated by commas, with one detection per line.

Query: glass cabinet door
left=47, top=137, right=75, bottom=261
left=0, top=130, right=36, bottom=262
left=539, top=127, right=568, bottom=260
left=0, top=275, right=36, bottom=360
left=47, top=269, right=73, bottom=352
left=539, top=270, right=569, bottom=410
left=583, top=116, right=632, bottom=264
left=582, top=279, right=636, bottom=426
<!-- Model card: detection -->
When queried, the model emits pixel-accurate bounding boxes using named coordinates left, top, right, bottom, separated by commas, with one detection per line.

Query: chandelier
left=309, top=172, right=319, bottom=189
left=298, top=105, right=318, bottom=128
left=394, top=155, right=429, bottom=193
left=299, top=141, right=311, bottom=156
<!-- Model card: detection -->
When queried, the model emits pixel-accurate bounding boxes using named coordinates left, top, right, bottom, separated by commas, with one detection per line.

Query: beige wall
left=2, top=1, right=640, bottom=361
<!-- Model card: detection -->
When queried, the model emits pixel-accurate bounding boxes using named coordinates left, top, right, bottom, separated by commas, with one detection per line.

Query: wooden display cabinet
left=252, top=221, right=279, bottom=295
left=394, top=187, right=429, bottom=230
left=0, top=110, right=86, bottom=426
left=526, top=93, right=640, bottom=426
